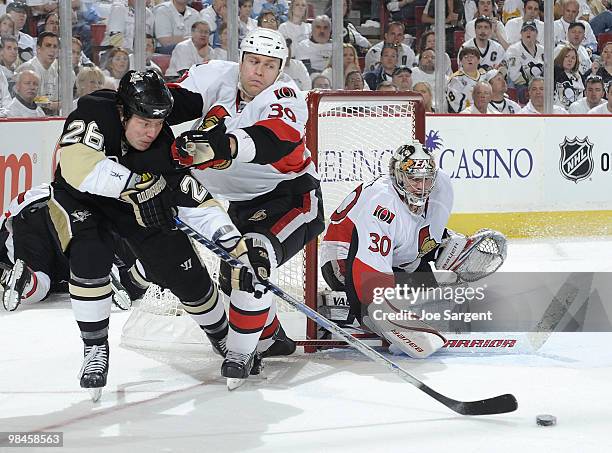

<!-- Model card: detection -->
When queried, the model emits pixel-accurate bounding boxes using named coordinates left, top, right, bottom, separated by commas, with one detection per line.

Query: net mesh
left=122, top=93, right=422, bottom=349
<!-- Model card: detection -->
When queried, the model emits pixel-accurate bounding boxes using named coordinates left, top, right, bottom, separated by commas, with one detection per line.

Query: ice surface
left=1, top=238, right=611, bottom=452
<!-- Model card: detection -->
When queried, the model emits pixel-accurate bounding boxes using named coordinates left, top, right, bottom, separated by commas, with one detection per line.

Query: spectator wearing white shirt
left=554, top=45, right=584, bottom=110
left=166, top=20, right=223, bottom=77
left=520, top=77, right=569, bottom=113
left=506, top=20, right=544, bottom=87
left=0, top=36, right=19, bottom=83
left=294, top=15, right=332, bottom=74
left=200, top=0, right=226, bottom=48
left=321, top=43, right=360, bottom=85
left=391, top=65, right=412, bottom=90
left=312, top=73, right=331, bottom=89
left=154, top=0, right=200, bottom=54
left=104, top=0, right=154, bottom=52
left=282, top=37, right=311, bottom=90
left=554, top=0, right=597, bottom=52
left=505, top=0, right=543, bottom=44
left=0, top=14, right=16, bottom=39
left=488, top=67, right=522, bottom=113
left=258, top=8, right=279, bottom=30
left=101, top=47, right=130, bottom=89
left=464, top=0, right=509, bottom=48
left=364, top=21, right=415, bottom=72
left=345, top=70, right=367, bottom=90
left=411, top=49, right=438, bottom=106
left=554, top=22, right=592, bottom=75
left=277, top=0, right=310, bottom=54
left=6, top=69, right=45, bottom=117
left=412, top=81, right=435, bottom=112
left=7, top=2, right=36, bottom=61
left=73, top=65, right=104, bottom=110
left=238, top=0, right=257, bottom=41
left=501, top=0, right=524, bottom=23
left=0, top=65, right=10, bottom=116
left=416, top=31, right=452, bottom=76
left=461, top=16, right=507, bottom=71
left=588, top=82, right=612, bottom=113
left=461, top=81, right=497, bottom=113
left=324, top=0, right=370, bottom=52
left=569, top=75, right=606, bottom=112
left=15, top=31, right=59, bottom=114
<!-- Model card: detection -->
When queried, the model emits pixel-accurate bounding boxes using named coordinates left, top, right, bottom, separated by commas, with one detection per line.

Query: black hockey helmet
left=117, top=70, right=174, bottom=121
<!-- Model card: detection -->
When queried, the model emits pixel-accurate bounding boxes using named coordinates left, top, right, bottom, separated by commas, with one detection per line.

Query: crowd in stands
left=0, top=0, right=611, bottom=118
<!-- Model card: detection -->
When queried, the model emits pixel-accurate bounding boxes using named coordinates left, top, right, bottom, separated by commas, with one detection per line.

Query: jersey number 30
left=368, top=233, right=391, bottom=256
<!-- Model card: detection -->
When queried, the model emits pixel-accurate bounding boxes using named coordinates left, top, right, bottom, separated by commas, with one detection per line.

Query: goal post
left=303, top=90, right=426, bottom=351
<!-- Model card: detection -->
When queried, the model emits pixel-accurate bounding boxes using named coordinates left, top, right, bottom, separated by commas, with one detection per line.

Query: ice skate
left=222, top=350, right=258, bottom=390
left=2, top=259, right=33, bottom=312
left=78, top=342, right=109, bottom=402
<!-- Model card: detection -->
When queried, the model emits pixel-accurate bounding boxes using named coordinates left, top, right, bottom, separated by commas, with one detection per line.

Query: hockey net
left=121, top=91, right=425, bottom=352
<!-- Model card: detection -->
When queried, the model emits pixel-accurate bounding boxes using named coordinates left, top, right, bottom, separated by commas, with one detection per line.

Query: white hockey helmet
left=240, top=28, right=288, bottom=78
left=389, top=141, right=437, bottom=214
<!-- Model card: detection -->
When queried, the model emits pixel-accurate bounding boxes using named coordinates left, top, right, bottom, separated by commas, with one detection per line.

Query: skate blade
left=88, top=388, right=102, bottom=402
left=112, top=289, right=132, bottom=310
left=227, top=378, right=246, bottom=391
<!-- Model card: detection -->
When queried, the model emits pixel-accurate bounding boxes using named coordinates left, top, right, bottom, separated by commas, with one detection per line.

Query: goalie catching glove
left=172, top=117, right=233, bottom=169
left=120, top=173, right=176, bottom=230
left=219, top=236, right=271, bottom=298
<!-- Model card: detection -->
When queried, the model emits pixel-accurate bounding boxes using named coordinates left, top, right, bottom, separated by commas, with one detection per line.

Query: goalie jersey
left=175, top=60, right=319, bottom=203
left=320, top=171, right=453, bottom=304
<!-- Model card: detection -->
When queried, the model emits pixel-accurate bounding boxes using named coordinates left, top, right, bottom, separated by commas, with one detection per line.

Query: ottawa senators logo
left=274, top=87, right=297, bottom=99
left=373, top=205, right=395, bottom=224
left=201, top=105, right=230, bottom=131
left=211, top=160, right=232, bottom=170
left=417, top=225, right=438, bottom=257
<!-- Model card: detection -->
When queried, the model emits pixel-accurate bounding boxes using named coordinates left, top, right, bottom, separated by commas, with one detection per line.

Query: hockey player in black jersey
left=52, top=70, right=269, bottom=400
left=0, top=184, right=148, bottom=312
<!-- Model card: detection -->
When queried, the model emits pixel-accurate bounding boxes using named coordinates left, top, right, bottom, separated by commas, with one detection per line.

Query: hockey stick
left=176, top=218, right=518, bottom=416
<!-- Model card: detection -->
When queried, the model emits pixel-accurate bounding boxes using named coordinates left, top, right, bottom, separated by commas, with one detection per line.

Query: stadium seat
left=151, top=54, right=171, bottom=76
left=598, top=32, right=612, bottom=53
left=91, top=24, right=106, bottom=47
left=453, top=30, right=465, bottom=54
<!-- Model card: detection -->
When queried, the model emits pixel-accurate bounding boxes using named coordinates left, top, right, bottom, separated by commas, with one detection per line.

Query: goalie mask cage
left=121, top=90, right=425, bottom=354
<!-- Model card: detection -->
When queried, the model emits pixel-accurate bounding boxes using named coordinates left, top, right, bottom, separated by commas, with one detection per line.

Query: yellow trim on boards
left=448, top=211, right=612, bottom=238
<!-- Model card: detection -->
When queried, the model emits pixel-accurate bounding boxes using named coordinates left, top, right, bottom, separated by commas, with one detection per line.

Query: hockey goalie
left=319, top=140, right=506, bottom=358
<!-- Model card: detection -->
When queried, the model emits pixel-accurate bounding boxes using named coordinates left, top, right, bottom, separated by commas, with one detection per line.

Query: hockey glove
left=120, top=173, right=176, bottom=230
left=226, top=237, right=271, bottom=298
left=171, top=118, right=233, bottom=169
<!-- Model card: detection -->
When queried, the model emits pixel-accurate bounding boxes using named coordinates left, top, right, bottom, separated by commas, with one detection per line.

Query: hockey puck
left=536, top=414, right=557, bottom=426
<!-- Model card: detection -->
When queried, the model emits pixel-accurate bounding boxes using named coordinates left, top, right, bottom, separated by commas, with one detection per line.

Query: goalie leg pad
left=366, top=301, right=446, bottom=359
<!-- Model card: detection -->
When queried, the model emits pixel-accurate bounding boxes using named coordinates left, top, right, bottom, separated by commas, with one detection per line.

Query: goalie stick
left=175, top=218, right=517, bottom=416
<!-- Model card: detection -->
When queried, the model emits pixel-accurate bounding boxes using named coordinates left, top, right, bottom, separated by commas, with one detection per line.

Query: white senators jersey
left=320, top=172, right=453, bottom=304
left=178, top=60, right=318, bottom=202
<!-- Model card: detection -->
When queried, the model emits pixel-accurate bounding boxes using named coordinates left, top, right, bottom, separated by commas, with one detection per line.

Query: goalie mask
left=389, top=142, right=437, bottom=214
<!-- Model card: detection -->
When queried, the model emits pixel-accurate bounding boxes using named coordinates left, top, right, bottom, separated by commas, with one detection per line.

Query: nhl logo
left=559, top=137, right=594, bottom=183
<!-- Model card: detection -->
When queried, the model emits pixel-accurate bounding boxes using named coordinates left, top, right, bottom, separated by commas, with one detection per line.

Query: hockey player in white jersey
left=320, top=141, right=506, bottom=359
left=168, top=28, right=324, bottom=388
